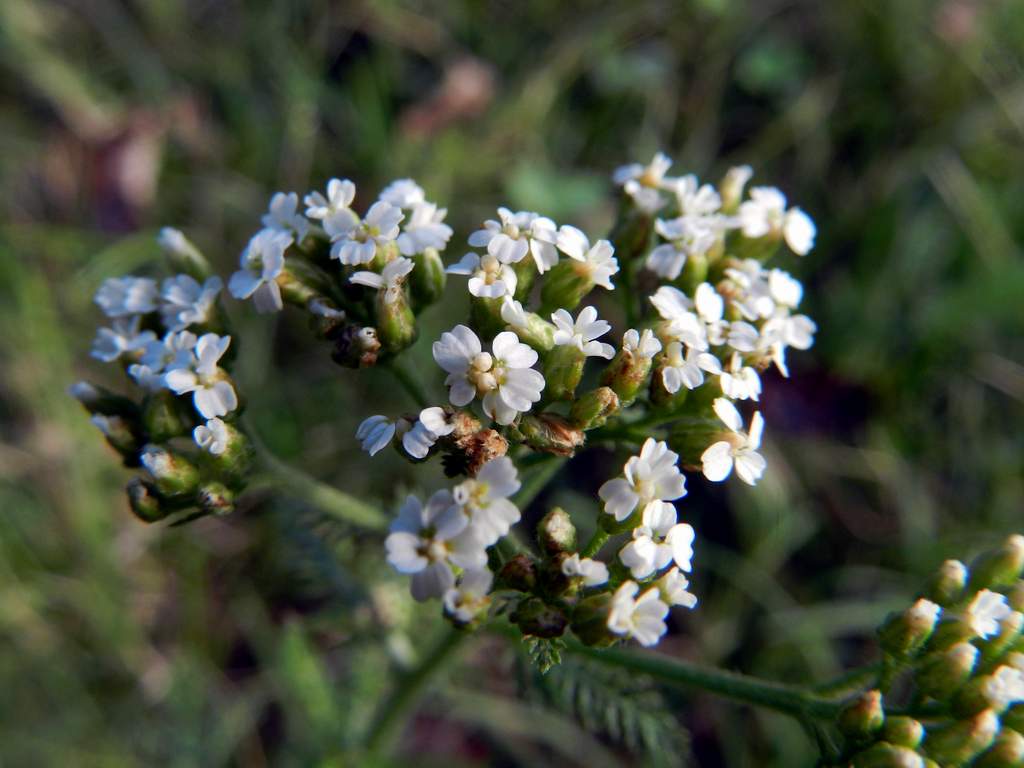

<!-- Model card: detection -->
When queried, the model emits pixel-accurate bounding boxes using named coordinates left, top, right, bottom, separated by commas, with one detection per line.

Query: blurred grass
left=1, top=0, right=1023, bottom=765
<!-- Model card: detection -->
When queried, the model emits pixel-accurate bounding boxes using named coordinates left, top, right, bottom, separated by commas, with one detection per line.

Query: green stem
left=581, top=529, right=610, bottom=558
left=811, top=661, right=882, bottom=697
left=565, top=639, right=849, bottom=720
left=387, top=359, right=429, bottom=408
left=365, top=628, right=468, bottom=758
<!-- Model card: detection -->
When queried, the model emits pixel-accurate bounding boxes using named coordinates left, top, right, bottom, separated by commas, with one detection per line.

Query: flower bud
left=838, top=690, right=885, bottom=743
left=669, top=416, right=725, bottom=469
left=199, top=420, right=253, bottom=482
left=70, top=381, right=138, bottom=419
left=277, top=257, right=335, bottom=308
left=141, top=390, right=192, bottom=443
left=499, top=554, right=537, bottom=592
left=850, top=742, right=925, bottom=768
left=139, top=444, right=201, bottom=498
left=511, top=254, right=537, bottom=300
left=974, top=729, right=1024, bottom=768
left=679, top=251, right=709, bottom=295
left=409, top=247, right=446, bottom=310
left=158, top=227, right=213, bottom=281
left=922, top=709, right=999, bottom=766
left=539, top=259, right=596, bottom=314
left=503, top=308, right=556, bottom=352
left=927, top=617, right=976, bottom=653
left=1003, top=703, right=1024, bottom=733
left=197, top=482, right=235, bottom=516
left=511, top=597, right=568, bottom=639
left=126, top=477, right=166, bottom=522
left=469, top=295, right=506, bottom=339
left=915, top=642, right=978, bottom=701
left=925, top=559, right=969, bottom=607
left=570, top=387, right=620, bottom=430
left=444, top=416, right=509, bottom=477
left=331, top=325, right=381, bottom=368
left=980, top=611, right=1024, bottom=667
left=608, top=207, right=653, bottom=265
left=1008, top=583, right=1024, bottom=613
left=601, top=355, right=652, bottom=409
left=512, top=414, right=583, bottom=456
left=544, top=344, right=586, bottom=401
left=375, top=286, right=417, bottom=354
left=91, top=414, right=141, bottom=462
left=537, top=508, right=577, bottom=556
left=970, top=535, right=1024, bottom=592
left=879, top=599, right=941, bottom=659
left=570, top=593, right=616, bottom=647
left=881, top=717, right=925, bottom=750
left=307, top=297, right=347, bottom=340
left=719, top=165, right=753, bottom=215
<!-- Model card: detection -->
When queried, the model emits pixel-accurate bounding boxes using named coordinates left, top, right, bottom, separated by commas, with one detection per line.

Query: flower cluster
left=827, top=535, right=1024, bottom=767
left=74, top=232, right=251, bottom=522
left=80, top=152, right=817, bottom=655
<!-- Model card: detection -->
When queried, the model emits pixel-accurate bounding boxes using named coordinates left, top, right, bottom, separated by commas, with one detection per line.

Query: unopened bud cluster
left=829, top=535, right=1024, bottom=767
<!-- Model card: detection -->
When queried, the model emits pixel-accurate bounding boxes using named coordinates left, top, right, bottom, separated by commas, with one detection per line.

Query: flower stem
left=364, top=628, right=468, bottom=758
left=565, top=639, right=850, bottom=720
left=387, top=359, right=429, bottom=408
left=581, top=529, right=610, bottom=558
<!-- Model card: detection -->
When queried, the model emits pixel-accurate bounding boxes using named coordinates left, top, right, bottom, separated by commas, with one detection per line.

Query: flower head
left=618, top=501, right=694, bottom=579
left=91, top=316, right=157, bottom=363
left=262, top=191, right=310, bottom=241
left=229, top=228, right=293, bottom=313
left=194, top=418, right=230, bottom=455
left=607, top=581, right=670, bottom=646
left=468, top=207, right=559, bottom=273
left=451, top=456, right=522, bottom=545
left=446, top=252, right=517, bottom=298
left=551, top=305, right=614, bottom=359
left=598, top=438, right=687, bottom=522
left=349, top=257, right=415, bottom=301
left=646, top=217, right=717, bottom=280
left=356, top=415, right=397, bottom=456
left=94, top=276, right=159, bottom=318
left=379, top=178, right=425, bottom=209
left=304, top=178, right=358, bottom=237
left=965, top=589, right=1012, bottom=639
left=622, top=328, right=662, bottom=359
left=701, top=399, right=766, bottom=485
left=613, top=152, right=674, bottom=213
left=401, top=406, right=456, bottom=459
left=163, top=333, right=238, bottom=419
left=398, top=201, right=453, bottom=255
left=330, top=201, right=404, bottom=266
left=555, top=225, right=619, bottom=290
left=443, top=568, right=493, bottom=623
left=719, top=352, right=761, bottom=401
left=160, top=274, right=222, bottom=331
left=561, top=554, right=609, bottom=586
left=657, top=568, right=699, bottom=609
left=739, top=186, right=816, bottom=255
left=661, top=340, right=722, bottom=393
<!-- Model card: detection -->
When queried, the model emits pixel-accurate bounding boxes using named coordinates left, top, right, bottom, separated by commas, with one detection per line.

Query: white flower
left=262, top=191, right=310, bottom=241
left=661, top=341, right=722, bottom=393
left=397, top=201, right=453, bottom=255
left=432, top=325, right=545, bottom=425
left=966, top=589, right=1013, bottom=639
left=127, top=364, right=166, bottom=392
left=724, top=259, right=775, bottom=320
left=670, top=174, right=723, bottom=217
left=618, top=501, right=694, bottom=579
left=349, top=257, right=415, bottom=303
left=356, top=415, right=396, bottom=456
left=330, top=201, right=404, bottom=266
left=159, top=274, right=222, bottom=331
left=228, top=228, right=293, bottom=313
left=761, top=313, right=817, bottom=352
left=551, top=306, right=614, bottom=359
left=91, top=316, right=157, bottom=363
left=984, top=665, right=1024, bottom=711
left=94, top=276, right=159, bottom=317
left=468, top=207, right=559, bottom=273
left=607, top=581, right=669, bottom=647
left=561, top=554, right=609, bottom=586
left=739, top=186, right=816, bottom=255
left=139, top=330, right=198, bottom=372
left=446, top=252, right=517, bottom=298
left=304, top=178, right=359, bottom=237
left=555, top=225, right=619, bottom=289
left=657, top=568, right=698, bottom=609
left=622, top=328, right=662, bottom=359
left=386, top=491, right=487, bottom=602
left=598, top=438, right=687, bottom=522
left=163, top=333, right=238, bottom=419
left=379, top=178, right=425, bottom=209
left=726, top=321, right=760, bottom=353
left=451, top=456, right=522, bottom=546
left=649, top=286, right=708, bottom=351
left=646, top=216, right=717, bottom=280
left=701, top=399, right=766, bottom=486
left=194, top=418, right=229, bottom=455
left=769, top=269, right=803, bottom=309
left=500, top=296, right=530, bottom=329
left=719, top=352, right=761, bottom=401
left=443, top=568, right=493, bottom=623
left=613, top=152, right=674, bottom=213
left=401, top=406, right=456, bottom=459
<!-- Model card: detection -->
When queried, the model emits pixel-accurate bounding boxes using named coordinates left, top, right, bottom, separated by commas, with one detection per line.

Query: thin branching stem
left=386, top=359, right=430, bottom=408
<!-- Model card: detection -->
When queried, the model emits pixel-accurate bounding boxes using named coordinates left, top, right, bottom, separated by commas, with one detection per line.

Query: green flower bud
left=1004, top=703, right=1024, bottom=733
left=126, top=477, right=166, bottom=523
left=679, top=251, right=709, bottom=294
left=158, top=227, right=213, bottom=281
left=375, top=288, right=416, bottom=354
left=409, top=247, right=446, bottom=310
left=198, top=420, right=253, bottom=483
left=879, top=598, right=941, bottom=659
left=974, top=728, right=1024, bottom=768
left=838, top=690, right=885, bottom=743
left=668, top=416, right=726, bottom=469
left=927, top=618, right=977, bottom=653
left=570, top=593, right=616, bottom=647
left=970, top=535, right=1024, bottom=592
left=915, top=642, right=978, bottom=701
left=511, top=597, right=568, bottom=639
left=277, top=256, right=336, bottom=308
left=331, top=326, right=381, bottom=368
left=719, top=165, right=753, bottom=215
left=512, top=414, right=583, bottom=456
left=70, top=381, right=138, bottom=419
left=608, top=207, right=652, bottom=265
left=955, top=674, right=1003, bottom=718
left=498, top=554, right=537, bottom=593
left=139, top=444, right=200, bottom=498
left=600, top=507, right=639, bottom=536
left=90, top=413, right=141, bottom=462
left=926, top=559, right=969, bottom=607
left=511, top=254, right=537, bottom=300
left=922, top=709, right=999, bottom=766
left=503, top=307, right=556, bottom=352
left=537, top=507, right=577, bottom=556
left=850, top=742, right=926, bottom=768
left=196, top=482, right=235, bottom=516
left=649, top=358, right=688, bottom=410
left=570, top=387, right=620, bottom=430
left=544, top=344, right=586, bottom=401
left=881, top=717, right=925, bottom=750
left=540, top=259, right=595, bottom=314
left=141, top=390, right=192, bottom=443
left=469, top=295, right=507, bottom=339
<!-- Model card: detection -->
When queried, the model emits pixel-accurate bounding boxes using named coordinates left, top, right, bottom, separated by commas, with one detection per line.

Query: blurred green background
left=2, top=0, right=1023, bottom=765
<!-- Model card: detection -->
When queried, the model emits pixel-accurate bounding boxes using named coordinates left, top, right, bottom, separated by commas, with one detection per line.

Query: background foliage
left=1, top=0, right=1022, bottom=764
